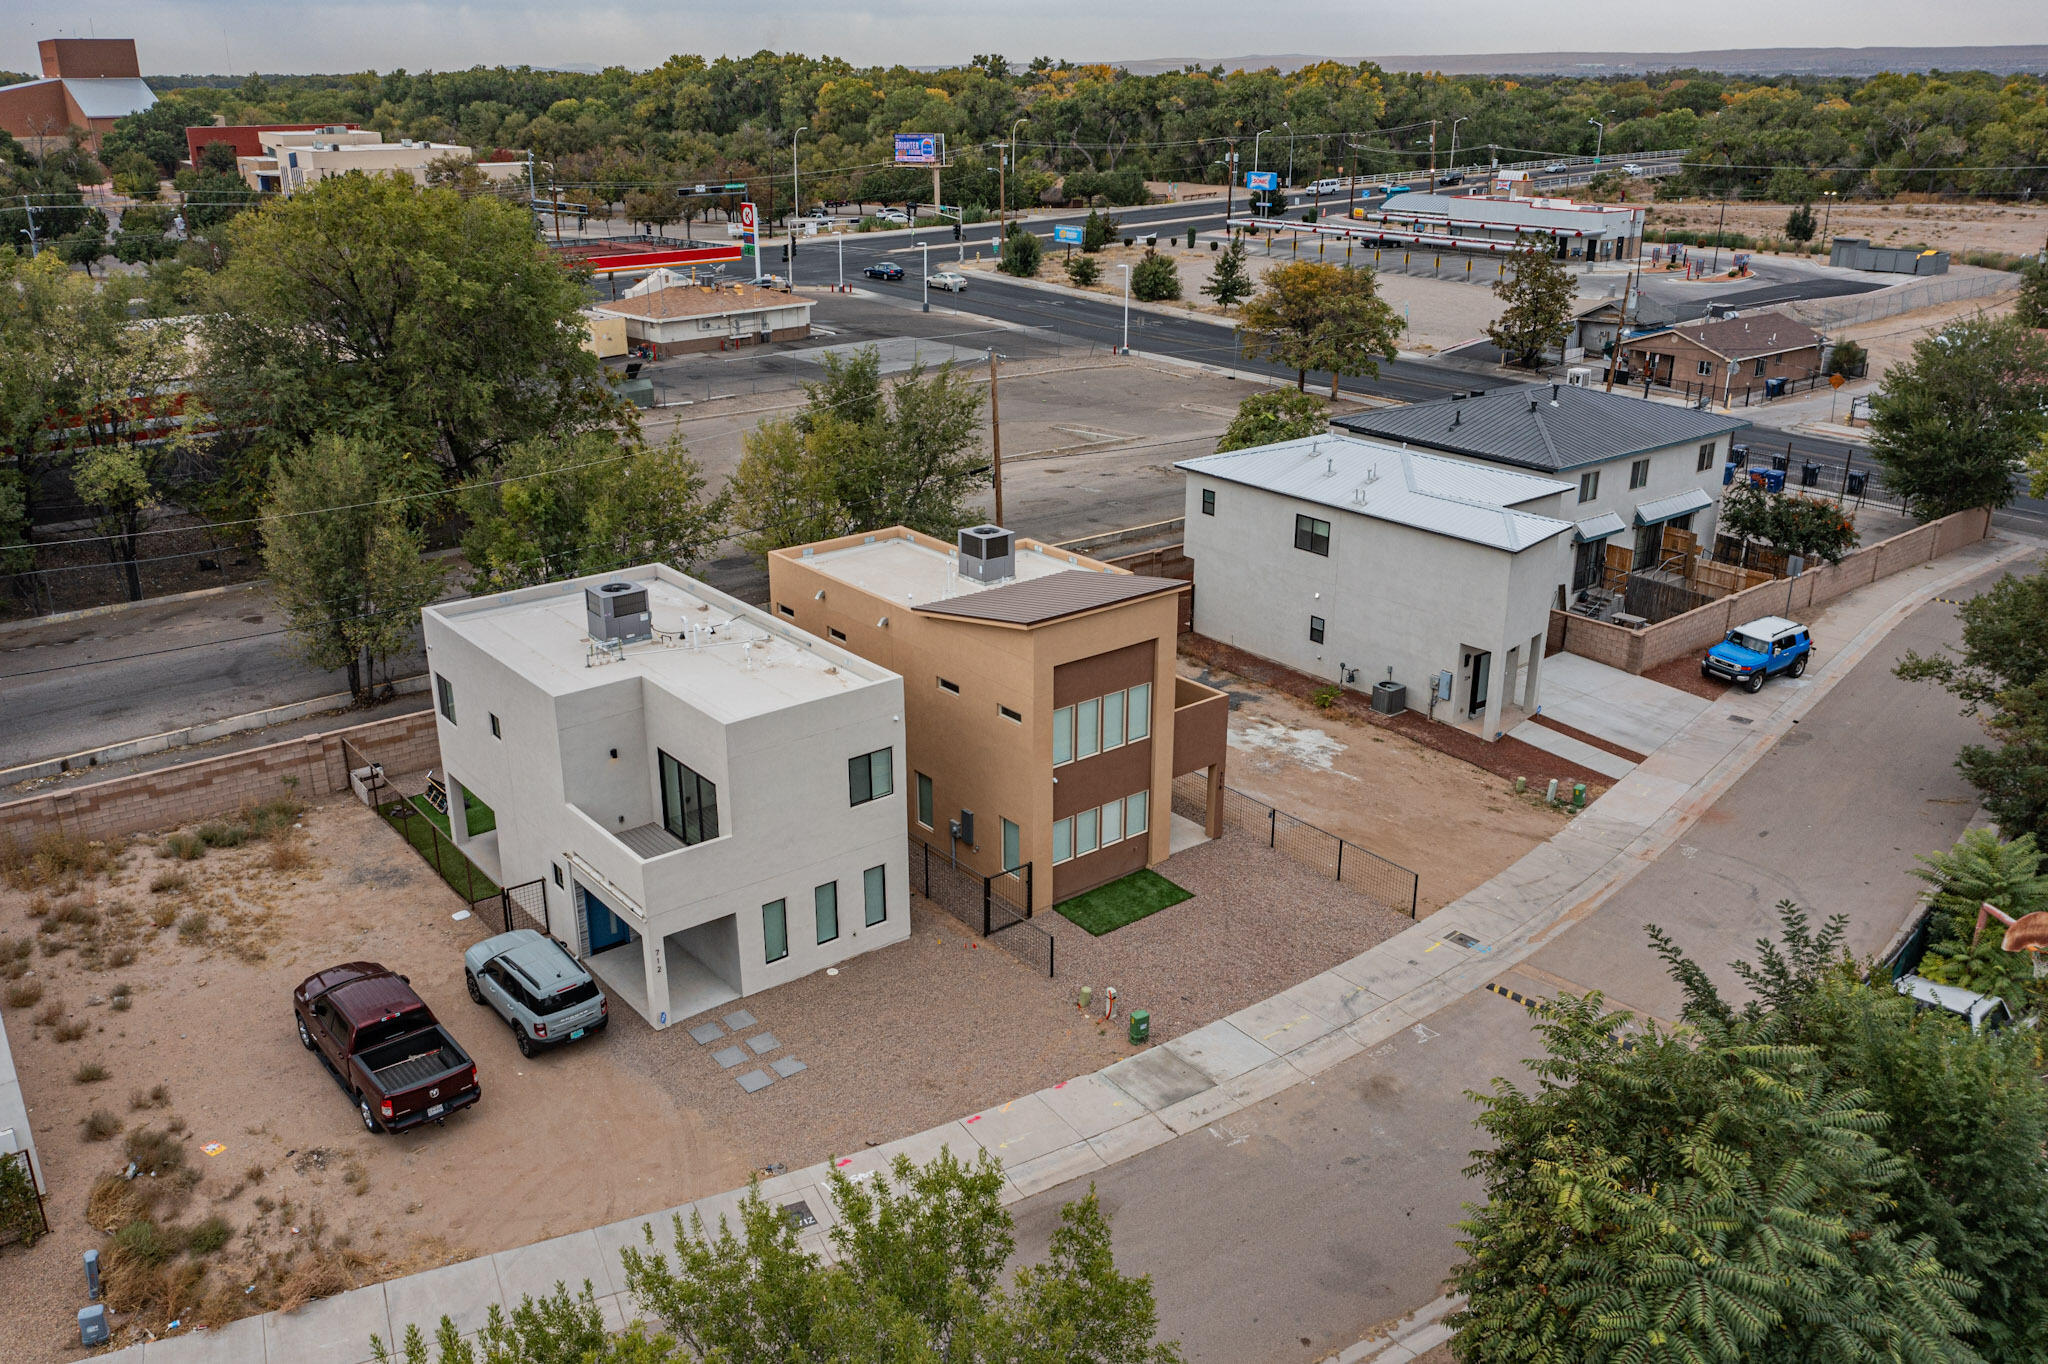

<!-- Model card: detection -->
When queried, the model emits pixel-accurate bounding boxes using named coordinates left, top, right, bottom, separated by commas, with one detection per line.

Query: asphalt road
left=1005, top=554, right=2023, bottom=1363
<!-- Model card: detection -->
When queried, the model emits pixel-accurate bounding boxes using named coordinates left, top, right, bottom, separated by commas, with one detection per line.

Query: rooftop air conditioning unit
left=585, top=581, right=652, bottom=643
left=1566, top=367, right=1591, bottom=387
left=957, top=524, right=1016, bottom=584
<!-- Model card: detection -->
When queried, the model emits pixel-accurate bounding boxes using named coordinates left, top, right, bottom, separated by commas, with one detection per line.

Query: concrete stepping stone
left=770, top=1056, right=807, bottom=1077
left=688, top=1022, right=725, bottom=1045
left=723, top=1009, right=757, bottom=1030
left=747, top=1032, right=780, bottom=1055
left=711, top=1045, right=749, bottom=1069
left=736, top=1068, right=774, bottom=1093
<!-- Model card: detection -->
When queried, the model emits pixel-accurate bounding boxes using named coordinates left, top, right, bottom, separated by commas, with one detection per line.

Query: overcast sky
left=11, top=1, right=2048, bottom=74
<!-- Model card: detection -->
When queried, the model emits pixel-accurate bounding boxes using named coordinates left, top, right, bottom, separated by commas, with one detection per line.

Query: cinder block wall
left=1547, top=508, right=1992, bottom=675
left=0, top=709, right=441, bottom=847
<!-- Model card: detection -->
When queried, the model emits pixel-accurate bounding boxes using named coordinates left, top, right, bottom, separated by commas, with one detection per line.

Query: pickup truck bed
left=364, top=1032, right=466, bottom=1092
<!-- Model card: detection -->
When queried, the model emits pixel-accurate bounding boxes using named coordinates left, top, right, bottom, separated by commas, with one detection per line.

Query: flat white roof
left=1178, top=434, right=1574, bottom=553
left=793, top=530, right=1108, bottom=606
left=425, top=565, right=896, bottom=723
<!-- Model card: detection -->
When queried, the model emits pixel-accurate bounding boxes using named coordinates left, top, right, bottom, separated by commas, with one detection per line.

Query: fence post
left=1410, top=876, right=1418, bottom=919
left=1336, top=840, right=1344, bottom=883
left=982, top=876, right=993, bottom=937
left=1269, top=806, right=1277, bottom=848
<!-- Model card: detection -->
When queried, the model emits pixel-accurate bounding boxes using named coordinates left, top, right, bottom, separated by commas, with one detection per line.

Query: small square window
left=489, top=713, right=501, bottom=739
left=1309, top=615, right=1325, bottom=644
left=828, top=626, right=847, bottom=642
left=1293, top=514, right=1331, bottom=556
left=1697, top=359, right=1712, bottom=376
left=1630, top=458, right=1650, bottom=490
left=777, top=602, right=795, bottom=618
left=848, top=748, right=894, bottom=806
left=1697, top=441, right=1717, bottom=473
left=1201, top=488, right=1215, bottom=516
left=999, top=704, right=1022, bottom=723
left=938, top=677, right=960, bottom=695
left=1753, top=358, right=1766, bottom=377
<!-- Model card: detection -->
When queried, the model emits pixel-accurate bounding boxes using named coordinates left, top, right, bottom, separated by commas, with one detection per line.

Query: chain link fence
left=1172, top=774, right=1418, bottom=919
left=907, top=835, right=1052, bottom=977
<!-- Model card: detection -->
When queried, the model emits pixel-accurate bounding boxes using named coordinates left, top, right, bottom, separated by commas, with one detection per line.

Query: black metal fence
left=499, top=878, right=551, bottom=938
left=907, top=835, right=1053, bottom=978
left=375, top=773, right=502, bottom=910
left=1173, top=774, right=1419, bottom=919
left=0, top=1150, right=49, bottom=1248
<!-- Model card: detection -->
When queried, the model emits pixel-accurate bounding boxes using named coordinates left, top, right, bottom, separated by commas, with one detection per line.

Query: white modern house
left=421, top=566, right=908, bottom=1030
left=1178, top=435, right=1574, bottom=741
left=1334, top=383, right=1749, bottom=595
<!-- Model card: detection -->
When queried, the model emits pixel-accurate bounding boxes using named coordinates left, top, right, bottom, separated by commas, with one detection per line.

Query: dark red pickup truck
left=292, top=962, right=480, bottom=1133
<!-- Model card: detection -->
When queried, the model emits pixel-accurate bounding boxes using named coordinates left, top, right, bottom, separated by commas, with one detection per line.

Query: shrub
left=268, top=838, right=311, bottom=872
left=0, top=831, right=118, bottom=890
left=997, top=224, right=1042, bottom=277
left=114, top=1218, right=171, bottom=1266
left=1063, top=253, right=1100, bottom=287
left=130, top=1083, right=170, bottom=1110
left=158, top=833, right=204, bottom=861
left=1311, top=685, right=1342, bottom=709
left=74, top=1062, right=109, bottom=1084
left=1081, top=209, right=1119, bottom=252
left=1131, top=248, right=1182, bottom=302
left=110, top=994, right=132, bottom=1012
left=242, top=795, right=305, bottom=839
left=195, top=822, right=247, bottom=849
left=1826, top=339, right=1868, bottom=377
left=149, top=870, right=190, bottom=895
left=125, top=1126, right=185, bottom=1174
left=54, top=1019, right=87, bottom=1042
left=185, top=1214, right=233, bottom=1255
left=83, top=1109, right=122, bottom=1141
left=5, top=981, right=43, bottom=1010
left=176, top=910, right=210, bottom=945
left=34, top=1001, right=62, bottom=1027
left=150, top=903, right=178, bottom=929
left=0, top=1151, right=43, bottom=1247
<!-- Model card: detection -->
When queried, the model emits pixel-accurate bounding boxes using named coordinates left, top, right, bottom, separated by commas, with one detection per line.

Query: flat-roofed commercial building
left=768, top=527, right=1228, bottom=912
left=422, top=565, right=906, bottom=1029
left=234, top=128, right=525, bottom=195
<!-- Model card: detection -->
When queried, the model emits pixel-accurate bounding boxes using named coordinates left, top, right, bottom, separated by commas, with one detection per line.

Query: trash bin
left=1765, top=376, right=1787, bottom=397
left=1730, top=442, right=1749, bottom=468
left=1722, top=462, right=1736, bottom=486
left=1801, top=461, right=1821, bottom=487
left=1846, top=470, right=1869, bottom=498
left=1770, top=453, right=1789, bottom=472
left=1128, top=1009, right=1151, bottom=1045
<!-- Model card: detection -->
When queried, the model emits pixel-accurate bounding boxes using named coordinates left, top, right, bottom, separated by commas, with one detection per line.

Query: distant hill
left=1106, top=46, right=2048, bottom=77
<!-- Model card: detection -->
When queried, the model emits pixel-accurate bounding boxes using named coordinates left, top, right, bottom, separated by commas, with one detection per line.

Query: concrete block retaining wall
left=1550, top=507, right=1991, bottom=675
left=0, top=709, right=441, bottom=847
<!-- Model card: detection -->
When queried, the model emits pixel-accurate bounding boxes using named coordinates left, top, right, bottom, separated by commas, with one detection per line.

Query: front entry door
left=1468, top=652, right=1491, bottom=717
left=583, top=887, right=633, bottom=953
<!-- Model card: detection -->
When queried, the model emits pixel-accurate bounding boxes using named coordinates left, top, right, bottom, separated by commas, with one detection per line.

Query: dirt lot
left=1645, top=197, right=2048, bottom=258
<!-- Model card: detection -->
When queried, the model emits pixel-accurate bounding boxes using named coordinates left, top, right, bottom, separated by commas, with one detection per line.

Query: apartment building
left=769, top=527, right=1228, bottom=912
left=421, top=566, right=907, bottom=1030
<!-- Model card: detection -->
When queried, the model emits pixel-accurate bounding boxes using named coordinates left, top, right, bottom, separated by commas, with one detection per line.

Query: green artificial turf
left=1055, top=869, right=1193, bottom=937
left=379, top=795, right=501, bottom=902
left=409, top=788, right=497, bottom=839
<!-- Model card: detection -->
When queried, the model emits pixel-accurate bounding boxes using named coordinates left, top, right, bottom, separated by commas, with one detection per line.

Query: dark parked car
left=863, top=261, right=905, bottom=280
left=293, top=962, right=479, bottom=1133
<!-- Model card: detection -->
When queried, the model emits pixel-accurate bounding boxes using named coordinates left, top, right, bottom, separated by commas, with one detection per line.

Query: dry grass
left=0, top=831, right=122, bottom=892
left=4, top=979, right=43, bottom=1010
left=157, top=833, right=205, bottom=862
left=74, top=1062, right=109, bottom=1084
left=33, top=1000, right=62, bottom=1027
left=53, top=1019, right=87, bottom=1042
left=149, top=870, right=190, bottom=895
left=267, top=838, right=312, bottom=873
left=130, top=1083, right=170, bottom=1111
left=149, top=902, right=178, bottom=929
left=0, top=935, right=31, bottom=980
left=176, top=910, right=210, bottom=945
left=82, top=1109, right=122, bottom=1142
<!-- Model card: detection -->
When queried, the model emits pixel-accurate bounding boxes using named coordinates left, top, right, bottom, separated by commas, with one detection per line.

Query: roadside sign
left=1245, top=171, right=1279, bottom=192
left=894, top=133, right=939, bottom=164
left=1053, top=224, right=1083, bottom=245
left=1828, top=373, right=1845, bottom=389
left=739, top=201, right=757, bottom=237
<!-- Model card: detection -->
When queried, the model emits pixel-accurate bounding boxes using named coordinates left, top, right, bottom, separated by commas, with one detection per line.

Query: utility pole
left=988, top=349, right=1004, bottom=524
left=18, top=195, right=38, bottom=256
left=1001, top=117, right=1027, bottom=244
left=1448, top=117, right=1468, bottom=177
left=1605, top=264, right=1636, bottom=392
left=1820, top=189, right=1837, bottom=252
left=1427, top=119, right=1438, bottom=186
left=791, top=125, right=807, bottom=288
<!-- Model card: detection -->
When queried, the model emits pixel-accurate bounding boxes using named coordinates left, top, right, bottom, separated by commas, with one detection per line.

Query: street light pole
left=836, top=233, right=844, bottom=291
left=921, top=241, right=930, bottom=312
left=1588, top=117, right=1604, bottom=164
left=1002, top=117, right=1026, bottom=243
left=1121, top=263, right=1131, bottom=353
left=1283, top=121, right=1293, bottom=188
left=1449, top=116, right=1469, bottom=176
left=1820, top=189, right=1837, bottom=251
left=790, top=125, right=807, bottom=288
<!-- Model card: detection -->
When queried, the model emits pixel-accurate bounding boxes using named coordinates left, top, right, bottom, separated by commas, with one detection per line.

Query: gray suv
left=463, top=930, right=607, bottom=1057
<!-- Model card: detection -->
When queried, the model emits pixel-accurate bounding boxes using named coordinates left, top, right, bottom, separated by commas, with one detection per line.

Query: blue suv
left=1702, top=616, right=1812, bottom=693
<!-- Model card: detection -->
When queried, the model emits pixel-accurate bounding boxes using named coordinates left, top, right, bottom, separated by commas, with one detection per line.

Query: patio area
left=587, top=933, right=740, bottom=1028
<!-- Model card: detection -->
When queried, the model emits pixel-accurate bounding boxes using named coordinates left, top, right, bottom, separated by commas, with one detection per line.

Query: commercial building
left=1617, top=310, right=1824, bottom=405
left=769, top=527, right=1228, bottom=911
left=230, top=127, right=526, bottom=195
left=1178, top=435, right=1575, bottom=741
left=1334, top=383, right=1748, bottom=594
left=183, top=122, right=361, bottom=168
left=593, top=278, right=812, bottom=357
left=0, top=39, right=155, bottom=152
left=1341, top=192, right=1643, bottom=262
left=421, top=566, right=907, bottom=1030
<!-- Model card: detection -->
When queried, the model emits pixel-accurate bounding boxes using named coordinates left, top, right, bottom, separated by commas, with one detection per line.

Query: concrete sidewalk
left=102, top=532, right=2032, bottom=1364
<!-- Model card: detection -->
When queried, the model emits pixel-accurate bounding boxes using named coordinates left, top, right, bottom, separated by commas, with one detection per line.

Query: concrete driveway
left=1509, top=651, right=1711, bottom=778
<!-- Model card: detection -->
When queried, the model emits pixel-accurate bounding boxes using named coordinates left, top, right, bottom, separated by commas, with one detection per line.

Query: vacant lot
left=1646, top=197, right=2048, bottom=258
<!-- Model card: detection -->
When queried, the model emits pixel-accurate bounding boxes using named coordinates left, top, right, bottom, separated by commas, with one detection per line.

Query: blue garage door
left=583, top=887, right=633, bottom=953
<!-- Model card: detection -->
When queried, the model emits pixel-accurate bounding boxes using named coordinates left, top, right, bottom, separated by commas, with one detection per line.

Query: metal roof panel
left=1333, top=383, right=1748, bottom=472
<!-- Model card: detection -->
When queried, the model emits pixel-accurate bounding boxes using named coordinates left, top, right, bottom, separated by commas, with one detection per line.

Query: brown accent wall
left=1053, top=833, right=1147, bottom=901
left=1053, top=640, right=1153, bottom=707
left=39, top=39, right=141, bottom=78
left=0, top=710, right=440, bottom=847
left=646, top=322, right=809, bottom=359
left=1171, top=677, right=1228, bottom=777
left=1053, top=740, right=1151, bottom=819
left=0, top=82, right=71, bottom=142
left=183, top=123, right=355, bottom=165
left=1549, top=506, right=1992, bottom=675
left=1622, top=334, right=1822, bottom=400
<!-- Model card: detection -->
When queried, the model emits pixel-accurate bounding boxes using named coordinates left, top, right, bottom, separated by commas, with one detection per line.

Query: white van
left=1313, top=177, right=1344, bottom=196
left=1894, top=973, right=2015, bottom=1033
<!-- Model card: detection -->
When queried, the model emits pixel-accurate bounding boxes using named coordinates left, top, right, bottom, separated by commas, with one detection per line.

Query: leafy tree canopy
left=1216, top=389, right=1327, bottom=451
left=1716, top=481, right=1858, bottom=564
left=1866, top=316, right=2048, bottom=521
left=1238, top=260, right=1404, bottom=399
left=1485, top=241, right=1578, bottom=368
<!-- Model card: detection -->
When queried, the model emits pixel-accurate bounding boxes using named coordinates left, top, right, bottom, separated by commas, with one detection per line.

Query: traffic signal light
left=953, top=223, right=962, bottom=241
left=781, top=243, right=790, bottom=262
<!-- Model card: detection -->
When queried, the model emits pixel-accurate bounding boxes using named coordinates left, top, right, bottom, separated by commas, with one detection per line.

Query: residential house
left=1617, top=311, right=1824, bottom=405
left=0, top=39, right=155, bottom=152
left=768, top=527, right=1228, bottom=911
left=1333, top=383, right=1749, bottom=594
left=1177, top=435, right=1575, bottom=741
left=595, top=280, right=812, bottom=357
left=421, top=566, right=907, bottom=1030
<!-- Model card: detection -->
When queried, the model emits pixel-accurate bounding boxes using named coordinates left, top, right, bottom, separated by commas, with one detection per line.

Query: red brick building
left=1619, top=311, right=1824, bottom=406
left=0, top=39, right=155, bottom=152
left=183, top=123, right=361, bottom=169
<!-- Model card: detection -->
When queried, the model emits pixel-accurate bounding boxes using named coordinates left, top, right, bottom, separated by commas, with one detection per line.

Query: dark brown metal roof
left=912, top=570, right=1183, bottom=626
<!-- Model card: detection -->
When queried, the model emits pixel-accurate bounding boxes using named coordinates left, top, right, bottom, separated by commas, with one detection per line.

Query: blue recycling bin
left=1723, top=462, right=1737, bottom=486
left=1765, top=376, right=1787, bottom=397
left=1747, top=468, right=1786, bottom=493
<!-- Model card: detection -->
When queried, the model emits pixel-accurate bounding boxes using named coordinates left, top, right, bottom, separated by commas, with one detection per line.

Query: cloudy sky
left=10, top=0, right=2047, bottom=74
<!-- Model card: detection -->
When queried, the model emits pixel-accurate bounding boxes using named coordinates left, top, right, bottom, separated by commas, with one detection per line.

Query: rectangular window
left=1578, top=470, right=1599, bottom=504
left=435, top=674, right=456, bottom=723
left=489, top=713, right=501, bottom=738
left=999, top=704, right=1022, bottom=724
left=828, top=627, right=847, bottom=642
left=814, top=882, right=839, bottom=944
left=1697, top=441, right=1717, bottom=473
left=1052, top=817, right=1073, bottom=865
left=863, top=865, right=886, bottom=927
left=1293, top=514, right=1331, bottom=556
left=1002, top=818, right=1020, bottom=873
left=1102, top=689, right=1125, bottom=750
left=1076, top=698, right=1101, bottom=759
left=1127, top=682, right=1151, bottom=742
left=1076, top=807, right=1100, bottom=856
left=763, top=900, right=788, bottom=962
left=1697, top=359, right=1712, bottom=376
left=1309, top=615, right=1325, bottom=644
left=776, top=603, right=795, bottom=618
left=1753, top=358, right=1766, bottom=377
left=658, top=751, right=720, bottom=845
left=848, top=747, right=894, bottom=806
left=1201, top=488, right=1215, bottom=516
left=552, top=863, right=564, bottom=888
left=916, top=772, right=934, bottom=828
left=1630, top=458, right=1650, bottom=490
left=1052, top=706, right=1074, bottom=765
left=1126, top=789, right=1149, bottom=836
left=938, top=677, right=960, bottom=695
left=1101, top=797, right=1123, bottom=847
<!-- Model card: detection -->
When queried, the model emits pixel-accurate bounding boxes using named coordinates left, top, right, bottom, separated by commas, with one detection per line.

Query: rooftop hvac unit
left=956, top=524, right=1016, bottom=584
left=1566, top=367, right=1591, bottom=387
left=585, top=581, right=652, bottom=643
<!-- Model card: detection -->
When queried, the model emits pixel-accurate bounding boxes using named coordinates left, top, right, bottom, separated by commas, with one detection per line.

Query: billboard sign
left=738, top=201, right=757, bottom=260
left=1245, top=170, right=1279, bottom=192
left=894, top=133, right=940, bottom=165
left=1052, top=224, right=1084, bottom=245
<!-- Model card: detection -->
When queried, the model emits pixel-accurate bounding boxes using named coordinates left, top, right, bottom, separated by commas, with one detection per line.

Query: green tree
left=2017, top=245, right=2048, bottom=330
left=197, top=140, right=241, bottom=175
left=1485, top=240, right=1578, bottom=368
left=1064, top=252, right=1100, bottom=287
left=1238, top=260, right=1404, bottom=399
left=998, top=222, right=1042, bottom=277
left=1216, top=389, right=1327, bottom=452
left=1785, top=201, right=1818, bottom=242
left=1826, top=337, right=1867, bottom=377
left=260, top=434, right=446, bottom=702
left=727, top=346, right=987, bottom=556
left=1201, top=234, right=1253, bottom=310
left=1130, top=248, right=1180, bottom=302
left=170, top=167, right=259, bottom=233
left=1894, top=568, right=2048, bottom=711
left=1715, top=481, right=1858, bottom=564
left=459, top=432, right=724, bottom=592
left=203, top=173, right=610, bottom=481
left=1866, top=316, right=2048, bottom=520
left=1955, top=680, right=2048, bottom=844
left=1081, top=208, right=1120, bottom=253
